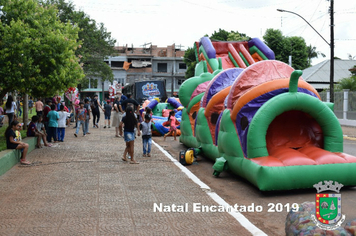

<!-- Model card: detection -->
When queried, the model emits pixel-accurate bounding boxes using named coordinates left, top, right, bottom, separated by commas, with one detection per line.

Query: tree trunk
left=23, top=94, right=28, bottom=130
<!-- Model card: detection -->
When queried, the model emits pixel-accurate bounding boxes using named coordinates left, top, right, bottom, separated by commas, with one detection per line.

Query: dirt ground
left=153, top=126, right=356, bottom=235
left=342, top=125, right=356, bottom=138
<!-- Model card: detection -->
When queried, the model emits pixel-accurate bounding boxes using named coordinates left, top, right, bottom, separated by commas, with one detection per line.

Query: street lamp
left=277, top=1, right=334, bottom=102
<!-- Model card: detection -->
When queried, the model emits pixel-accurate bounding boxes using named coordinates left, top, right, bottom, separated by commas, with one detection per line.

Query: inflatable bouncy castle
left=179, top=37, right=356, bottom=191
left=142, top=97, right=182, bottom=136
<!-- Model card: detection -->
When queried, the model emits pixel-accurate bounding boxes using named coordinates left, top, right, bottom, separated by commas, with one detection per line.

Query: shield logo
left=315, top=193, right=342, bottom=225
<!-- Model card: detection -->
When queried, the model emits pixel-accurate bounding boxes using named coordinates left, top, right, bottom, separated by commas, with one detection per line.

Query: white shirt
left=5, top=101, right=17, bottom=113
left=57, top=111, right=70, bottom=128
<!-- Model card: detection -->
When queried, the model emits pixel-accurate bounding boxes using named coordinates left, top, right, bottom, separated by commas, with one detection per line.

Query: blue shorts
left=105, top=115, right=111, bottom=120
left=124, top=131, right=135, bottom=142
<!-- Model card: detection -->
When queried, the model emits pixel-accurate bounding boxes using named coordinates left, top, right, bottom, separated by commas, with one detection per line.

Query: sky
left=67, top=0, right=356, bottom=65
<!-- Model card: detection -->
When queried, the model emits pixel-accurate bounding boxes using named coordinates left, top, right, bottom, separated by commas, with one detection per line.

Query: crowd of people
left=2, top=92, right=179, bottom=165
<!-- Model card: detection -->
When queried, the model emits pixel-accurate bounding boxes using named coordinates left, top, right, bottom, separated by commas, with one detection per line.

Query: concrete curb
left=339, top=119, right=356, bottom=127
left=0, top=137, right=37, bottom=176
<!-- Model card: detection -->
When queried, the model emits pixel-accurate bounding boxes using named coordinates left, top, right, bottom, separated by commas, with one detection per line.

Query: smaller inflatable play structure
left=179, top=36, right=356, bottom=191
left=141, top=97, right=182, bottom=136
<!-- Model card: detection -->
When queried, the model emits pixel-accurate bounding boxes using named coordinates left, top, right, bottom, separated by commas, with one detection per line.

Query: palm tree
left=307, top=45, right=326, bottom=66
left=348, top=54, right=356, bottom=60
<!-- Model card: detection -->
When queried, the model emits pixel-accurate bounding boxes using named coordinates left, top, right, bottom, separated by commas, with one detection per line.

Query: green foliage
left=183, top=47, right=197, bottom=79
left=0, top=125, right=28, bottom=152
left=43, top=0, right=117, bottom=87
left=184, top=29, right=251, bottom=79
left=263, top=29, right=316, bottom=70
left=263, top=29, right=285, bottom=62
left=285, top=36, right=309, bottom=70
left=210, top=28, right=250, bottom=41
left=0, top=0, right=85, bottom=98
left=336, top=76, right=356, bottom=91
left=307, top=44, right=325, bottom=67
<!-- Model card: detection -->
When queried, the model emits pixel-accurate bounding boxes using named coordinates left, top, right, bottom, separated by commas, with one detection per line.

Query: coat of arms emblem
left=311, top=181, right=346, bottom=230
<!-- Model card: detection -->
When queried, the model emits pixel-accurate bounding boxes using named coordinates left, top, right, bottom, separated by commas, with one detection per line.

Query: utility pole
left=277, top=2, right=335, bottom=102
left=330, top=0, right=335, bottom=102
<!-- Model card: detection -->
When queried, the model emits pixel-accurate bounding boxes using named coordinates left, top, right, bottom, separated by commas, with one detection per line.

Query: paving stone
left=0, top=118, right=254, bottom=235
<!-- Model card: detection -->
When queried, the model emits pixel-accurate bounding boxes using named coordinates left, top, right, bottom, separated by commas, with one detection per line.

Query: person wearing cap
left=103, top=100, right=112, bottom=128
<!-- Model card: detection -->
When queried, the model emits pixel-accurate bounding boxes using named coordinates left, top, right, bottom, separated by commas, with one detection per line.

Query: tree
left=336, top=76, right=356, bottom=91
left=285, top=36, right=309, bottom=70
left=263, top=28, right=319, bottom=70
left=210, top=29, right=230, bottom=41
left=43, top=0, right=117, bottom=89
left=348, top=54, right=356, bottom=60
left=263, top=29, right=285, bottom=62
left=0, top=0, right=84, bottom=100
left=210, top=28, right=250, bottom=42
left=307, top=45, right=326, bottom=66
left=183, top=47, right=197, bottom=79
left=184, top=29, right=251, bottom=78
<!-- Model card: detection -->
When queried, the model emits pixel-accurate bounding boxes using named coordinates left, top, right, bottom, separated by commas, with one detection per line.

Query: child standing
left=74, top=102, right=87, bottom=137
left=119, top=106, right=141, bottom=164
left=84, top=99, right=91, bottom=134
left=142, top=107, right=152, bottom=120
left=164, top=110, right=180, bottom=141
left=141, top=114, right=153, bottom=157
left=103, top=100, right=112, bottom=128
left=57, top=104, right=71, bottom=142
left=47, top=104, right=59, bottom=143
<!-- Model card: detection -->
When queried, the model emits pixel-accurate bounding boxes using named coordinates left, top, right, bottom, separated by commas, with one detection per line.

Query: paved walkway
left=0, top=120, right=260, bottom=236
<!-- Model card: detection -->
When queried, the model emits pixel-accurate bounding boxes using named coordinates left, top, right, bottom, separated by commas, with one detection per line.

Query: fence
left=319, top=90, right=356, bottom=120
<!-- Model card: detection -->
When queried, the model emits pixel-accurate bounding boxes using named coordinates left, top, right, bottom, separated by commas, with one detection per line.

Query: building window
left=178, top=79, right=185, bottom=85
left=179, top=63, right=187, bottom=69
left=90, top=78, right=98, bottom=89
left=157, top=63, right=168, bottom=72
left=115, top=78, right=125, bottom=86
left=111, top=61, right=124, bottom=67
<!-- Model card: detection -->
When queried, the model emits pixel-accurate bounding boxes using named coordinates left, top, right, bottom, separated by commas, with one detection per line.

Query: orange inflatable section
left=188, top=102, right=201, bottom=136
left=228, top=43, right=246, bottom=68
left=239, top=44, right=255, bottom=65
left=204, top=86, right=231, bottom=142
left=199, top=53, right=213, bottom=73
left=252, top=52, right=263, bottom=62
left=230, top=79, right=321, bottom=123
left=227, top=61, right=294, bottom=109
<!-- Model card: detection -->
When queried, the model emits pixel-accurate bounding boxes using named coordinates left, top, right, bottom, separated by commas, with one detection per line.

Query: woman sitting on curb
left=5, top=120, right=30, bottom=165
